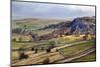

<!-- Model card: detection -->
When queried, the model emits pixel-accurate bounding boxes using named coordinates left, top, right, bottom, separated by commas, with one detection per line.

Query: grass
left=11, top=40, right=96, bottom=65
left=71, top=52, right=96, bottom=62
left=12, top=18, right=64, bottom=30
left=12, top=34, right=96, bottom=64
left=33, top=29, right=55, bottom=36
left=12, top=42, right=36, bottom=49
left=59, top=41, right=95, bottom=57
left=57, top=35, right=84, bottom=44
left=12, top=51, right=19, bottom=63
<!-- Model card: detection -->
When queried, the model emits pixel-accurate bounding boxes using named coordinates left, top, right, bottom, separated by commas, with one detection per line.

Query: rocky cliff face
left=69, top=17, right=95, bottom=34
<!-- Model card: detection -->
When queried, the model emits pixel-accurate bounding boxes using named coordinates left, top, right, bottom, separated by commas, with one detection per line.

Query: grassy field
left=12, top=39, right=96, bottom=64
left=71, top=52, right=96, bottom=62
left=12, top=51, right=19, bottom=63
left=12, top=18, right=65, bottom=30
left=12, top=40, right=54, bottom=50
left=33, top=29, right=55, bottom=36
left=12, top=34, right=87, bottom=50
left=59, top=41, right=95, bottom=57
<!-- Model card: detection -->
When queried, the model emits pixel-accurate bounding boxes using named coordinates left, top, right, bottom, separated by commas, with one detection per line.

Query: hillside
left=12, top=18, right=66, bottom=30
left=38, top=16, right=95, bottom=36
left=69, top=16, right=95, bottom=34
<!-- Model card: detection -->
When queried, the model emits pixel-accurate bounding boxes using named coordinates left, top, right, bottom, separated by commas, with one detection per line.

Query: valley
left=11, top=16, right=96, bottom=66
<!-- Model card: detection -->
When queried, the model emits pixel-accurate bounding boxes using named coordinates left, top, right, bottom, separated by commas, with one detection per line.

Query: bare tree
left=18, top=47, right=28, bottom=60
left=42, top=57, right=50, bottom=64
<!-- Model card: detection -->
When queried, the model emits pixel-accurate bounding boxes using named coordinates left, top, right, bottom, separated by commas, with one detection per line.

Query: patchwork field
left=12, top=38, right=96, bottom=66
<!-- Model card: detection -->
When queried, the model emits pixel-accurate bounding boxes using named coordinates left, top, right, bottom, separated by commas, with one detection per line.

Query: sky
left=12, top=1, right=95, bottom=20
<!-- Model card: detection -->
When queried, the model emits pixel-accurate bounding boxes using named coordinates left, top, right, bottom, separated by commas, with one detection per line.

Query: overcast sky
left=12, top=1, right=95, bottom=20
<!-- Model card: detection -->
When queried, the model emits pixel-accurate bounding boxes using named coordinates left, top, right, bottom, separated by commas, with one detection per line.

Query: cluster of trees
left=12, top=28, right=22, bottom=34
left=12, top=25, right=27, bottom=34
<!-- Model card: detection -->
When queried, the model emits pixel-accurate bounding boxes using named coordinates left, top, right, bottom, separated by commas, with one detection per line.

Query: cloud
left=64, top=5, right=95, bottom=16
left=12, top=1, right=95, bottom=20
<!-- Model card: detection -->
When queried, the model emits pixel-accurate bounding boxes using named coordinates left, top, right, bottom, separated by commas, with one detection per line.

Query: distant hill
left=12, top=16, right=95, bottom=36
left=12, top=16, right=96, bottom=41
left=38, top=21, right=71, bottom=30
left=12, top=18, right=66, bottom=30
left=39, top=16, right=95, bottom=34
left=12, top=18, right=67, bottom=35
